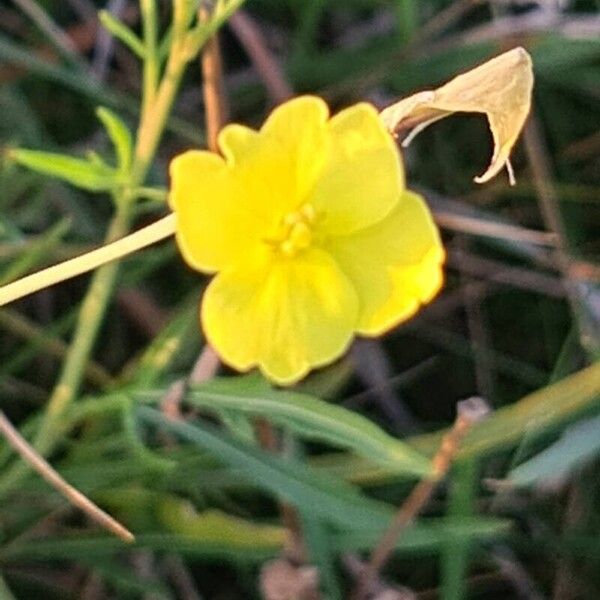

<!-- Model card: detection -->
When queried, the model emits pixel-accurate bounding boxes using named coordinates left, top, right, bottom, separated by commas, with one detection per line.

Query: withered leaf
left=380, top=47, right=534, bottom=184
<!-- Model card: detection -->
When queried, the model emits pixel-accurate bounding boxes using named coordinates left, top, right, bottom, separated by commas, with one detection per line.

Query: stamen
left=272, top=204, right=316, bottom=257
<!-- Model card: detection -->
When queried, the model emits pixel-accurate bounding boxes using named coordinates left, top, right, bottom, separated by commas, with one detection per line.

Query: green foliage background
left=0, top=1, right=599, bottom=598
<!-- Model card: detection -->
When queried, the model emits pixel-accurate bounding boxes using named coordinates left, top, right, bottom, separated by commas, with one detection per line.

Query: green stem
left=395, top=0, right=418, bottom=43
left=34, top=206, right=131, bottom=450
left=0, top=1, right=229, bottom=498
left=140, top=0, right=159, bottom=117
left=0, top=205, right=132, bottom=497
left=441, top=458, right=478, bottom=600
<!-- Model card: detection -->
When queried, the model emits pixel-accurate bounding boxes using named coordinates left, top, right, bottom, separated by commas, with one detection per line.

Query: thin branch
left=200, top=4, right=228, bottom=153
left=0, top=410, right=134, bottom=542
left=352, top=398, right=490, bottom=600
left=523, top=113, right=600, bottom=356
left=229, top=10, right=293, bottom=103
left=12, top=0, right=81, bottom=63
left=433, top=210, right=558, bottom=247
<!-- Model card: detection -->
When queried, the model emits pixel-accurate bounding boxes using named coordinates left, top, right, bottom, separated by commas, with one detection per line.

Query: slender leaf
left=96, top=106, right=133, bottom=172
left=182, top=376, right=432, bottom=477
left=137, top=406, right=395, bottom=529
left=9, top=148, right=117, bottom=192
left=333, top=517, right=511, bottom=554
left=98, top=10, right=145, bottom=58
left=507, top=415, right=600, bottom=487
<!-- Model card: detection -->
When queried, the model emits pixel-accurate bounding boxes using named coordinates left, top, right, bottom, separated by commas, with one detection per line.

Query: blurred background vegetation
left=0, top=0, right=600, bottom=598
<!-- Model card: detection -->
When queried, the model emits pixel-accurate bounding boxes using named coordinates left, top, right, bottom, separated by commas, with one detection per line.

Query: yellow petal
left=260, top=95, right=330, bottom=205
left=311, top=102, right=403, bottom=235
left=367, top=245, right=445, bottom=335
left=214, top=96, right=330, bottom=226
left=380, top=47, right=533, bottom=184
left=201, top=247, right=359, bottom=385
left=169, top=150, right=268, bottom=273
left=326, top=190, right=444, bottom=335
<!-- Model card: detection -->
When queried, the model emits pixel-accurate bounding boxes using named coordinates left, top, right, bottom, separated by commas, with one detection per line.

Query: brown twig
left=523, top=112, right=600, bottom=356
left=456, top=238, right=495, bottom=400
left=352, top=398, right=490, bottom=600
left=433, top=210, right=558, bottom=247
left=228, top=10, right=293, bottom=104
left=255, top=416, right=308, bottom=564
left=0, top=410, right=134, bottom=542
left=200, top=4, right=228, bottom=153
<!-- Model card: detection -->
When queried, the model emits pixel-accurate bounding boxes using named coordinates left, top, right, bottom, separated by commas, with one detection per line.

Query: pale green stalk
left=140, top=0, right=159, bottom=117
left=0, top=0, right=246, bottom=498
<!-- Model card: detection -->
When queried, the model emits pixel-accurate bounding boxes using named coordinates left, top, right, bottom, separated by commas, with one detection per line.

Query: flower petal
left=260, top=95, right=330, bottom=206
left=169, top=150, right=268, bottom=273
left=326, top=190, right=444, bottom=335
left=310, top=103, right=404, bottom=235
left=213, top=97, right=330, bottom=226
left=201, top=247, right=358, bottom=385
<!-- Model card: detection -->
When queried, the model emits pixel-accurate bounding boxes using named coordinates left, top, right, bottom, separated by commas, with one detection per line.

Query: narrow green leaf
left=312, top=361, right=600, bottom=485
left=0, top=575, right=17, bottom=600
left=157, top=499, right=286, bottom=548
left=413, top=360, right=600, bottom=461
left=123, top=297, right=198, bottom=387
left=98, top=10, right=145, bottom=58
left=96, top=106, right=133, bottom=172
left=9, top=148, right=117, bottom=192
left=441, top=459, right=478, bottom=600
left=1, top=519, right=510, bottom=564
left=1, top=533, right=278, bottom=563
left=301, top=512, right=342, bottom=600
left=137, top=407, right=394, bottom=530
left=183, top=376, right=432, bottom=477
left=333, top=517, right=511, bottom=555
left=507, top=415, right=600, bottom=487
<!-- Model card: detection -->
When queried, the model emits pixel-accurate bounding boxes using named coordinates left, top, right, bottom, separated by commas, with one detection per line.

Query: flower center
left=271, top=203, right=316, bottom=257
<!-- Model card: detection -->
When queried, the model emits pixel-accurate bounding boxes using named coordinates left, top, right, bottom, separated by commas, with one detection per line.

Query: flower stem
left=0, top=215, right=176, bottom=308
left=0, top=205, right=132, bottom=497
left=140, top=0, right=159, bottom=116
left=0, top=3, right=230, bottom=498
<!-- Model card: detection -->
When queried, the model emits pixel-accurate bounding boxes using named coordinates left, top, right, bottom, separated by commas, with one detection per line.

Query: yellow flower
left=169, top=96, right=444, bottom=385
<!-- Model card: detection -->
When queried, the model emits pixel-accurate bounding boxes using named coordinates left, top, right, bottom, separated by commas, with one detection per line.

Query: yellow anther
left=300, top=203, right=316, bottom=222
left=270, top=204, right=317, bottom=256
left=289, top=221, right=312, bottom=249
left=283, top=212, right=302, bottom=227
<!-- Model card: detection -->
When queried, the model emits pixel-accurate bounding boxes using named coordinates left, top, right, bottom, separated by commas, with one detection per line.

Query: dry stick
left=0, top=410, right=134, bottom=543
left=184, top=3, right=229, bottom=386
left=456, top=238, right=495, bottom=401
left=228, top=10, right=293, bottom=103
left=200, top=3, right=228, bottom=154
left=352, top=398, right=490, bottom=600
left=523, top=113, right=600, bottom=356
left=433, top=210, right=558, bottom=247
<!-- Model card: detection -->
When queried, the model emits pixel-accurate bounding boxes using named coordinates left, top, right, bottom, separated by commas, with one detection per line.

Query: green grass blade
left=181, top=377, right=432, bottom=477
left=137, top=406, right=394, bottom=529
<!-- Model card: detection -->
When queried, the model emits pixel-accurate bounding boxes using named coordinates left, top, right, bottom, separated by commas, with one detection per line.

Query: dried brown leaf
left=380, top=47, right=534, bottom=184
